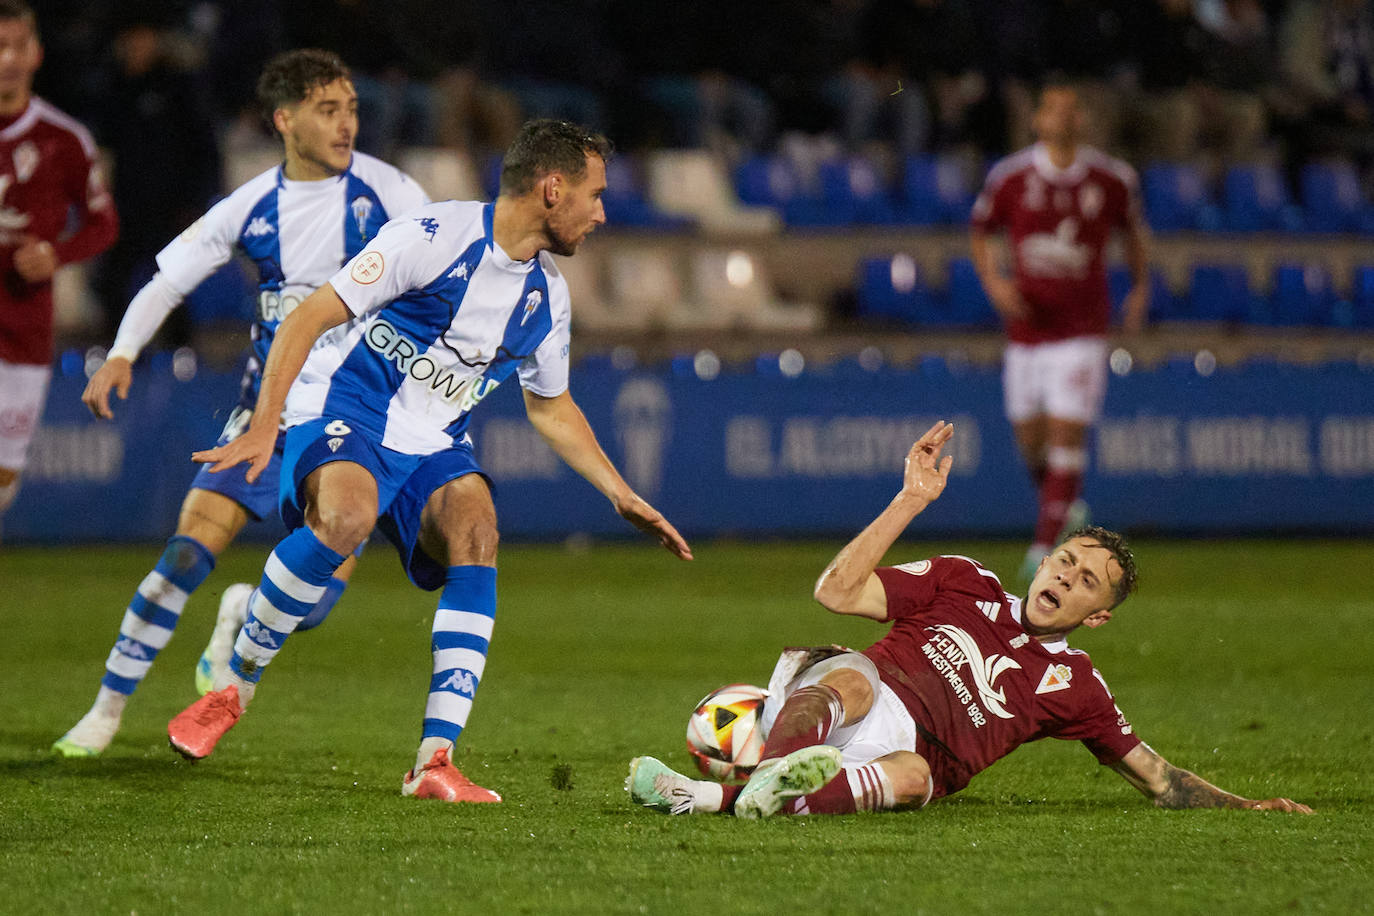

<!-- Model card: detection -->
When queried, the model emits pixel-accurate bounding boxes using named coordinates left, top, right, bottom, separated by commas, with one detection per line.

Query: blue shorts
left=189, top=407, right=285, bottom=522
left=280, top=418, right=489, bottom=591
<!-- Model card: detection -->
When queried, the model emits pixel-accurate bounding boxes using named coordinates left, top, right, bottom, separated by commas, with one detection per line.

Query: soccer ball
left=685, top=683, right=768, bottom=781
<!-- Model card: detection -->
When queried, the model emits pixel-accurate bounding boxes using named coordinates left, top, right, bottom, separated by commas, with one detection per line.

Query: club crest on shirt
left=350, top=250, right=385, bottom=284
left=13, top=141, right=38, bottom=182
left=1035, top=663, right=1073, bottom=695
left=520, top=289, right=543, bottom=326
left=350, top=195, right=374, bottom=238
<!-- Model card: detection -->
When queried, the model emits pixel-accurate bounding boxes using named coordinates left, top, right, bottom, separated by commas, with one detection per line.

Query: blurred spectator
left=1119, top=0, right=1213, bottom=162
left=93, top=10, right=219, bottom=347
left=1273, top=0, right=1374, bottom=172
left=608, top=0, right=777, bottom=156
left=1193, top=0, right=1274, bottom=166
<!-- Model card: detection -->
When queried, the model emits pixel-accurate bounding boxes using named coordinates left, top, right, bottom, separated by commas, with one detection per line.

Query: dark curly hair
left=1062, top=525, right=1138, bottom=608
left=0, top=1, right=36, bottom=36
left=499, top=119, right=614, bottom=196
left=256, top=49, right=351, bottom=123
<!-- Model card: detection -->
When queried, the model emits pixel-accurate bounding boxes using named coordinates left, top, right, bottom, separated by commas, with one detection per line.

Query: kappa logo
left=438, top=668, right=478, bottom=696
left=449, top=262, right=470, bottom=281
left=245, top=619, right=278, bottom=648
left=520, top=289, right=543, bottom=326
left=1035, top=663, right=1073, bottom=695
left=115, top=637, right=149, bottom=660
left=245, top=216, right=275, bottom=237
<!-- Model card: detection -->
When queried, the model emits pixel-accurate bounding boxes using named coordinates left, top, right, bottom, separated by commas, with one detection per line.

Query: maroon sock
left=756, top=684, right=843, bottom=761
left=719, top=783, right=743, bottom=812
left=1032, top=467, right=1082, bottom=548
left=782, top=771, right=855, bottom=814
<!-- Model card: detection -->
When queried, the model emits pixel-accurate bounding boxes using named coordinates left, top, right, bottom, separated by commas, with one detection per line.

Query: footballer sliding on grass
left=628, top=420, right=1312, bottom=818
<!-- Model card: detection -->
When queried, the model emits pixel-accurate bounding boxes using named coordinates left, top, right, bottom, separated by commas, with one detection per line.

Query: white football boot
left=195, top=583, right=252, bottom=695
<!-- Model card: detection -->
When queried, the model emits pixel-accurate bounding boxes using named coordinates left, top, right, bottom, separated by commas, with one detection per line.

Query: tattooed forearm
left=1154, top=764, right=1249, bottom=810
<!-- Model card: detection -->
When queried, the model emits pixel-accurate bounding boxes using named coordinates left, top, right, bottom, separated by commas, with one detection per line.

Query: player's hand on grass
left=192, top=424, right=276, bottom=482
left=615, top=493, right=693, bottom=561
left=901, top=420, right=954, bottom=504
left=1247, top=797, right=1313, bottom=814
left=82, top=355, right=133, bottom=419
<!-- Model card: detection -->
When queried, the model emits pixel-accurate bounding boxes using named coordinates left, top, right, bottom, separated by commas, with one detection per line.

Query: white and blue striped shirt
left=155, top=152, right=430, bottom=410
left=284, top=200, right=572, bottom=455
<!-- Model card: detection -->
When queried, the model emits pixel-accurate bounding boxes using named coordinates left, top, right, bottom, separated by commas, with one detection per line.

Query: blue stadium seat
left=1108, top=265, right=1180, bottom=322
left=600, top=156, right=693, bottom=229
left=819, top=157, right=898, bottom=225
left=855, top=254, right=932, bottom=324
left=1351, top=265, right=1374, bottom=328
left=1186, top=263, right=1259, bottom=322
left=941, top=257, right=999, bottom=328
left=734, top=155, right=799, bottom=208
left=901, top=154, right=976, bottom=225
left=1269, top=263, right=1334, bottom=327
left=1222, top=164, right=1302, bottom=232
left=1141, top=163, right=1221, bottom=232
left=1300, top=161, right=1366, bottom=233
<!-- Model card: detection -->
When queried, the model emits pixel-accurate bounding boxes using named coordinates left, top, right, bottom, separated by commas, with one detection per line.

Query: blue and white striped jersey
left=283, top=200, right=572, bottom=455
left=154, top=152, right=430, bottom=410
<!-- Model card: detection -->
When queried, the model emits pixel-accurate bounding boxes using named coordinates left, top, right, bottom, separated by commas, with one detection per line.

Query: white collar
left=1031, top=143, right=1088, bottom=185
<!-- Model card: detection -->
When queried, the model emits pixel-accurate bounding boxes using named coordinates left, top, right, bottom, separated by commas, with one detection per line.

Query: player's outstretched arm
left=192, top=285, right=352, bottom=481
left=1111, top=743, right=1312, bottom=813
left=814, top=420, right=954, bottom=620
left=523, top=389, right=692, bottom=560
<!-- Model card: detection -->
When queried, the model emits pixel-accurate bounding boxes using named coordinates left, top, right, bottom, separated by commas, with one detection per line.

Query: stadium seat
left=855, top=254, right=932, bottom=325
left=645, top=150, right=780, bottom=235
left=1140, top=163, right=1221, bottom=232
left=1269, top=263, right=1334, bottom=327
left=818, top=157, right=898, bottom=225
left=1185, top=263, right=1259, bottom=323
left=941, top=257, right=999, bottom=328
left=734, top=155, right=800, bottom=208
left=1300, top=161, right=1366, bottom=233
left=603, top=248, right=683, bottom=328
left=1108, top=265, right=1180, bottom=323
left=1222, top=164, right=1302, bottom=232
left=396, top=147, right=485, bottom=201
left=598, top=156, right=694, bottom=230
left=1350, top=265, right=1374, bottom=328
left=901, top=154, right=976, bottom=225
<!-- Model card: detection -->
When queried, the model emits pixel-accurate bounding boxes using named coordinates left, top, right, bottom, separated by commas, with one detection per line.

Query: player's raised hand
left=901, top=420, right=954, bottom=503
left=192, top=424, right=277, bottom=483
left=82, top=355, right=133, bottom=420
left=614, top=492, right=693, bottom=561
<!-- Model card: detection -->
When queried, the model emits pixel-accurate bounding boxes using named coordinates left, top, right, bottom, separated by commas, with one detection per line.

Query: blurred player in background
left=628, top=421, right=1311, bottom=818
left=53, top=49, right=429, bottom=757
left=969, top=82, right=1152, bottom=581
left=166, top=119, right=692, bottom=804
left=0, top=0, right=118, bottom=540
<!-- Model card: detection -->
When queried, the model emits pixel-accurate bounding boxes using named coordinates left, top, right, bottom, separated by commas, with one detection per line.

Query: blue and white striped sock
left=420, top=566, right=497, bottom=749
left=101, top=536, right=215, bottom=695
left=296, top=575, right=346, bottom=632
left=228, top=527, right=345, bottom=690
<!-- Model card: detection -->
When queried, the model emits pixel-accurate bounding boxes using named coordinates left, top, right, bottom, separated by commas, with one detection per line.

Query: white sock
left=691, top=780, right=725, bottom=814
left=416, top=737, right=453, bottom=772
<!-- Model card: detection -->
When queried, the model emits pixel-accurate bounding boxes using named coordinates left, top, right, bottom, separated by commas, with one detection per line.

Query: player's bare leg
left=0, top=466, right=20, bottom=543
left=403, top=474, right=502, bottom=802
left=54, top=489, right=248, bottom=757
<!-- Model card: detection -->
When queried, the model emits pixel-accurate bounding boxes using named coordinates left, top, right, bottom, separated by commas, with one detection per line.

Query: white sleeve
left=154, top=197, right=242, bottom=296
left=107, top=272, right=184, bottom=361
left=329, top=212, right=448, bottom=318
left=517, top=273, right=571, bottom=397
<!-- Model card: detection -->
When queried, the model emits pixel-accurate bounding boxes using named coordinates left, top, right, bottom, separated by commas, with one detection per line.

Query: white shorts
left=0, top=359, right=51, bottom=471
left=760, top=649, right=918, bottom=771
left=1002, top=336, right=1109, bottom=424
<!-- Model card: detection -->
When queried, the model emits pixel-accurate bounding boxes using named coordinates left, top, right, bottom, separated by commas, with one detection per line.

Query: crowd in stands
left=29, top=0, right=1374, bottom=343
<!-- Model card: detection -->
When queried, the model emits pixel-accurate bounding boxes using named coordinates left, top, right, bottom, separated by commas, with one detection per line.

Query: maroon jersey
left=970, top=143, right=1139, bottom=345
left=0, top=98, right=118, bottom=365
left=864, top=555, right=1140, bottom=800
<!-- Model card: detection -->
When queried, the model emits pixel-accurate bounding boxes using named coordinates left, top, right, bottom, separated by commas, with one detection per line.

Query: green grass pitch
left=1, top=538, right=1370, bottom=914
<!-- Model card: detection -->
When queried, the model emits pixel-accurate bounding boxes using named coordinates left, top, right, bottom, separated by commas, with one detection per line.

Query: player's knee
left=878, top=751, right=932, bottom=809
left=439, top=514, right=499, bottom=566
left=307, top=497, right=375, bottom=553
left=818, top=666, right=876, bottom=723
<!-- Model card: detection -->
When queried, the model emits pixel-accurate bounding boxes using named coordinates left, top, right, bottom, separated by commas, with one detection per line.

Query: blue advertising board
left=7, top=356, right=1374, bottom=543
